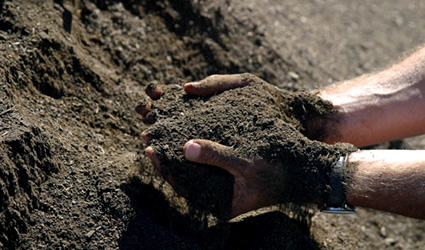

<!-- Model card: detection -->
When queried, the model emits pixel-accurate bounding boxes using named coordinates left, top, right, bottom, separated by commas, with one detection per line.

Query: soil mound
left=1, top=0, right=425, bottom=249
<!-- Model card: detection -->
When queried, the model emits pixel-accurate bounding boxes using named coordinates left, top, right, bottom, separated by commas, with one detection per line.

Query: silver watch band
left=320, top=154, right=356, bottom=214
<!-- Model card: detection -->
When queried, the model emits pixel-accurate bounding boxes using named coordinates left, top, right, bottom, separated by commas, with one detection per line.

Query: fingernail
left=185, top=81, right=198, bottom=87
left=185, top=141, right=201, bottom=161
left=135, top=103, right=152, bottom=116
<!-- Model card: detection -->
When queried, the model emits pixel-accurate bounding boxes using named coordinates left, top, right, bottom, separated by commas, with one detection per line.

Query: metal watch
left=320, top=154, right=356, bottom=214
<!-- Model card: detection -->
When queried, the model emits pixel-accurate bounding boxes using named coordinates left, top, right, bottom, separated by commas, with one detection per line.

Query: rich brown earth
left=1, top=0, right=425, bottom=249
left=144, top=76, right=356, bottom=220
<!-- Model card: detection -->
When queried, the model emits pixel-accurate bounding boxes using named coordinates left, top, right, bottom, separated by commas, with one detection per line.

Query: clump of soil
left=144, top=75, right=356, bottom=219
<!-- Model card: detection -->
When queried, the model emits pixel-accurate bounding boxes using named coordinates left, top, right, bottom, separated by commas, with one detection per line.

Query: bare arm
left=347, top=150, right=425, bottom=219
left=138, top=57, right=425, bottom=219
left=317, top=47, right=425, bottom=147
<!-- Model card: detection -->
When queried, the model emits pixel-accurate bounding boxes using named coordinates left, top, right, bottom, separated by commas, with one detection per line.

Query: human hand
left=136, top=74, right=354, bottom=219
left=136, top=73, right=275, bottom=118
left=151, top=138, right=286, bottom=218
left=137, top=74, right=287, bottom=218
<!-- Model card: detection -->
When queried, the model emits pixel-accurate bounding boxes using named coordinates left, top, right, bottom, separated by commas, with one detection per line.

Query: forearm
left=317, top=47, right=425, bottom=147
left=346, top=150, right=425, bottom=219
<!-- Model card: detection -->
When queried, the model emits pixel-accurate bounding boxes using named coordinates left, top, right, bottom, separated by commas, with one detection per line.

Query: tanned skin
left=348, top=150, right=425, bottom=219
left=137, top=47, right=425, bottom=220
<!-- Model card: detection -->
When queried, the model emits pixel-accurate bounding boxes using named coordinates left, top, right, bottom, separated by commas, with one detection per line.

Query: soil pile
left=1, top=0, right=425, bottom=249
left=0, top=0, right=307, bottom=248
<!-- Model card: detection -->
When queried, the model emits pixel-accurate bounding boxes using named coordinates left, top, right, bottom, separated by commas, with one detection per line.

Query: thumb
left=184, top=74, right=251, bottom=96
left=183, top=139, right=251, bottom=176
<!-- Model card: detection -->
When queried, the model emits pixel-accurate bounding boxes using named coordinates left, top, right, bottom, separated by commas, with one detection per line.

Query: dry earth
left=1, top=0, right=425, bottom=249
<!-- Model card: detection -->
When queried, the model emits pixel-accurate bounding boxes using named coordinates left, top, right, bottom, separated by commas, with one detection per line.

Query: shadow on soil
left=119, top=177, right=320, bottom=250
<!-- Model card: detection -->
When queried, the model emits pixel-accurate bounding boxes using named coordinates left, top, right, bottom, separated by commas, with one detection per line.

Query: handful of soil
left=143, top=76, right=356, bottom=219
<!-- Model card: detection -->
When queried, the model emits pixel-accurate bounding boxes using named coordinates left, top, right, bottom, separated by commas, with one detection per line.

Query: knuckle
left=205, top=151, right=221, bottom=166
left=208, top=74, right=220, bottom=79
left=200, top=142, right=222, bottom=166
left=241, top=73, right=255, bottom=79
left=205, top=74, right=220, bottom=82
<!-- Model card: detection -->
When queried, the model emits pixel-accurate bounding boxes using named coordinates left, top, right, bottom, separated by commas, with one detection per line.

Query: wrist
left=286, top=90, right=344, bottom=143
left=300, top=89, right=347, bottom=144
left=304, top=108, right=347, bottom=145
left=320, top=154, right=356, bottom=213
left=283, top=142, right=357, bottom=206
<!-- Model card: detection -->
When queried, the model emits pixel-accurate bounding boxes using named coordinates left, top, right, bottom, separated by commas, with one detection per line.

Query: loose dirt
left=144, top=75, right=356, bottom=219
left=1, top=0, right=425, bottom=249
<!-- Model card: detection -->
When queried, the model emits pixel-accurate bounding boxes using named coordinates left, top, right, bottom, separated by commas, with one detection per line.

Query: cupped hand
left=182, top=139, right=286, bottom=218
left=136, top=74, right=286, bottom=218
left=148, top=138, right=285, bottom=218
left=136, top=74, right=354, bottom=219
left=136, top=73, right=274, bottom=117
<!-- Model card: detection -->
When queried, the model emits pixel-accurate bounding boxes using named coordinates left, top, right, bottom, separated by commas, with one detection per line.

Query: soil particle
left=144, top=75, right=356, bottom=219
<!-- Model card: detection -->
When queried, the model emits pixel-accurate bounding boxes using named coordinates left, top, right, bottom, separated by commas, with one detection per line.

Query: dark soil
left=1, top=0, right=425, bottom=249
left=145, top=75, right=356, bottom=219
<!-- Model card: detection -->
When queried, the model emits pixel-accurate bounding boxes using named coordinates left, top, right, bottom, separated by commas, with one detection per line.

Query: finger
left=184, top=74, right=258, bottom=96
left=141, top=131, right=150, bottom=145
left=135, top=102, right=152, bottom=117
left=145, top=146, right=161, bottom=171
left=183, top=139, right=251, bottom=176
left=145, top=82, right=163, bottom=100
left=145, top=146, right=188, bottom=197
left=144, top=111, right=157, bottom=124
left=166, top=175, right=189, bottom=198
